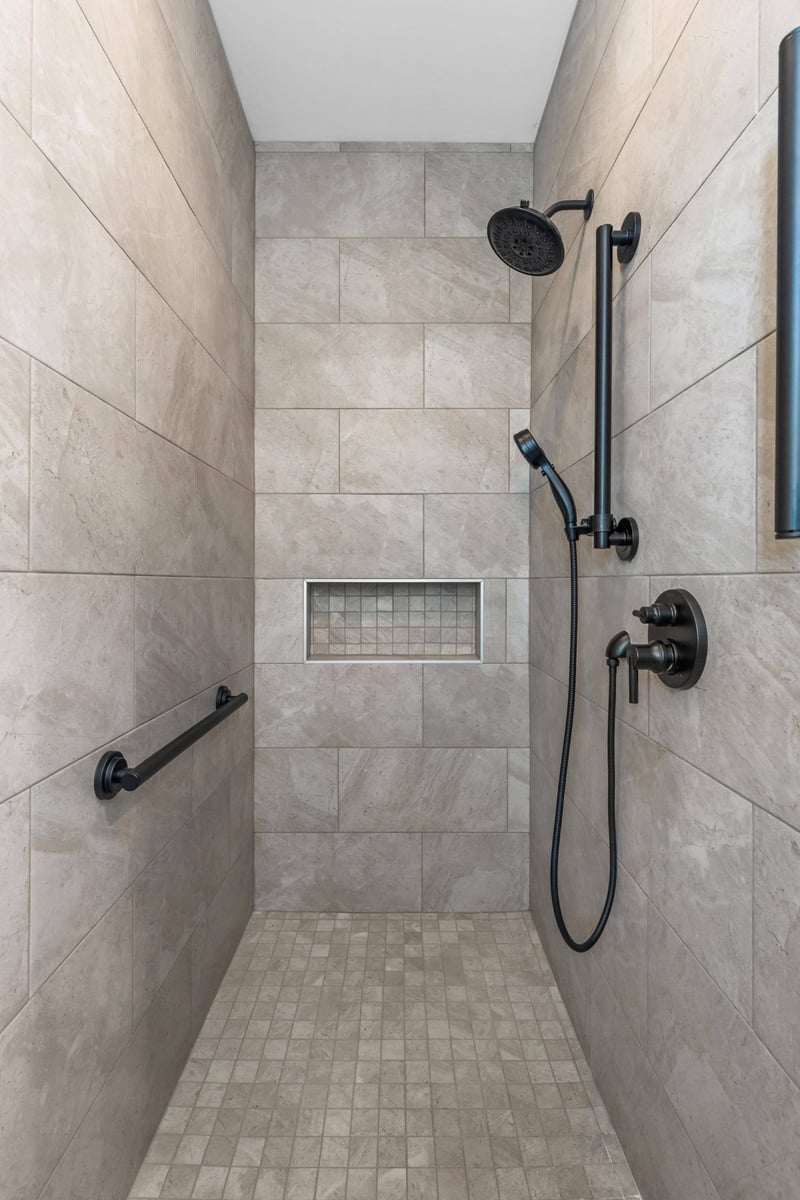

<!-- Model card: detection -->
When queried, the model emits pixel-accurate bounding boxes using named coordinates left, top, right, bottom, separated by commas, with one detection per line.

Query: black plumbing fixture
left=609, top=589, right=708, bottom=705
left=94, top=686, right=248, bottom=800
left=487, top=191, right=594, bottom=276
left=775, top=27, right=800, bottom=538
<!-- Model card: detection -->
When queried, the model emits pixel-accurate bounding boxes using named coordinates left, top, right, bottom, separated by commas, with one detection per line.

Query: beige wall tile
left=756, top=333, right=800, bottom=571
left=339, top=748, right=507, bottom=832
left=505, top=579, right=529, bottom=663
left=340, top=239, right=509, bottom=322
left=255, top=494, right=423, bottom=578
left=193, top=462, right=254, bottom=578
left=481, top=578, right=507, bottom=663
left=256, top=152, right=423, bottom=237
left=77, top=0, right=138, bottom=102
left=421, top=833, right=528, bottom=909
left=0, top=893, right=132, bottom=1200
left=195, top=0, right=254, bottom=213
left=194, top=231, right=254, bottom=398
left=340, top=409, right=508, bottom=494
left=255, top=409, right=339, bottom=492
left=650, top=94, right=776, bottom=408
left=0, top=104, right=136, bottom=413
left=0, top=573, right=134, bottom=802
left=255, top=663, right=422, bottom=747
left=32, top=0, right=136, bottom=245
left=190, top=666, right=253, bottom=809
left=254, top=832, right=422, bottom=910
left=507, top=748, right=529, bottom=832
left=0, top=0, right=32, bottom=128
left=754, top=807, right=800, bottom=1087
left=29, top=702, right=194, bottom=992
left=424, top=324, right=531, bottom=409
left=256, top=323, right=423, bottom=409
left=0, top=791, right=30, bottom=1031
left=759, top=0, right=800, bottom=103
left=0, top=340, right=30, bottom=570
left=648, top=908, right=800, bottom=1200
left=509, top=272, right=532, bottom=323
left=254, top=748, right=338, bottom=832
left=424, top=494, right=529, bottom=578
left=155, top=0, right=195, bottom=83
left=423, top=664, right=528, bottom=748
left=509, top=409, right=531, bottom=494
left=255, top=238, right=339, bottom=323
left=254, top=579, right=305, bottom=663
left=425, top=152, right=533, bottom=237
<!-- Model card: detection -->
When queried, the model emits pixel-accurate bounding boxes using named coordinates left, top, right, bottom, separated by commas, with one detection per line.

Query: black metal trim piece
left=776, top=28, right=800, bottom=538
left=94, top=685, right=248, bottom=800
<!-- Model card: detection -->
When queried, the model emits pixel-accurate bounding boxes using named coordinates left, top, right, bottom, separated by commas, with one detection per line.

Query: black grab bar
left=94, top=686, right=249, bottom=800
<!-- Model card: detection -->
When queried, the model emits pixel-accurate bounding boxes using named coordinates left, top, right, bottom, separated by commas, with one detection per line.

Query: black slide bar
left=776, top=27, right=800, bottom=538
left=94, top=686, right=248, bottom=800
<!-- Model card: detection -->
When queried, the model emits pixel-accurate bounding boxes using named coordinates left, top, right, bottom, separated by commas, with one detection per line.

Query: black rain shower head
left=487, top=190, right=594, bottom=276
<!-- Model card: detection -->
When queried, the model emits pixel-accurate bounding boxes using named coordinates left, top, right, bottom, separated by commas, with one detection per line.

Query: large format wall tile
left=195, top=0, right=254, bottom=213
left=340, top=239, right=509, bottom=322
left=0, top=573, right=134, bottom=803
left=753, top=808, right=800, bottom=1087
left=254, top=579, right=305, bottom=662
left=255, top=410, right=339, bottom=492
left=0, top=339, right=30, bottom=571
left=340, top=409, right=508, bottom=494
left=255, top=494, right=423, bottom=577
left=424, top=494, right=529, bottom=577
left=1, top=0, right=32, bottom=128
left=425, top=152, right=533, bottom=237
left=648, top=908, right=800, bottom=1200
left=0, top=894, right=132, bottom=1200
left=760, top=0, right=800, bottom=103
left=255, top=664, right=422, bottom=748
left=256, top=152, right=423, bottom=237
left=255, top=238, right=339, bottom=322
left=424, top=323, right=531, bottom=409
left=339, top=748, right=507, bottom=832
left=421, top=832, right=528, bottom=909
left=254, top=748, right=338, bottom=832
left=0, top=104, right=136, bottom=413
left=423, top=664, right=528, bottom=747
left=0, top=790, right=30, bottom=1031
left=254, top=832, right=422, bottom=910
left=76, top=0, right=138, bottom=102
left=256, top=323, right=423, bottom=409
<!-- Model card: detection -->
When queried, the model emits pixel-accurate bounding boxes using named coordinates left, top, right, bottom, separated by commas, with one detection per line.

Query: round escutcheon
left=648, top=588, right=707, bottom=690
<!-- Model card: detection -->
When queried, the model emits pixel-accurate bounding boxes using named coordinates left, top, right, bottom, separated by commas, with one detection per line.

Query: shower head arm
left=544, top=190, right=594, bottom=222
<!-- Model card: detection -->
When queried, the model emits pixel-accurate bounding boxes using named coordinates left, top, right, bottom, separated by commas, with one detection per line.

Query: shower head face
left=487, top=205, right=565, bottom=275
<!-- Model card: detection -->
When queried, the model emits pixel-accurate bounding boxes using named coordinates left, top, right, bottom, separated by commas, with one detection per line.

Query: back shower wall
left=253, top=143, right=532, bottom=910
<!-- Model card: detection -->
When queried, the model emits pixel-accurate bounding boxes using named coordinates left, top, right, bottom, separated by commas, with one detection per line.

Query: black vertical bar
left=776, top=28, right=800, bottom=539
left=594, top=224, right=613, bottom=549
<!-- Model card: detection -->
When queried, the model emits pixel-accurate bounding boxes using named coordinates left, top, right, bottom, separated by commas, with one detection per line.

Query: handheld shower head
left=487, top=191, right=594, bottom=276
left=514, top=429, right=579, bottom=538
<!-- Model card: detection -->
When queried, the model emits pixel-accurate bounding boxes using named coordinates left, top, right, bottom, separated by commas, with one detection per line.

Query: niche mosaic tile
left=306, top=581, right=482, bottom=661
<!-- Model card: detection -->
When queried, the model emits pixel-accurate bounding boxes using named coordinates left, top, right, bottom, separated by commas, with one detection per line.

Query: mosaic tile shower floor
left=127, top=913, right=641, bottom=1200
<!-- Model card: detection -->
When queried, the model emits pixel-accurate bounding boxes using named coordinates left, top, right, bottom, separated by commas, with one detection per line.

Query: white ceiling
left=209, top=0, right=578, bottom=143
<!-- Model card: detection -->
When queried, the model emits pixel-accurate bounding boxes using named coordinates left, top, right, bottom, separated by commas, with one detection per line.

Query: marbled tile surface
left=127, top=911, right=641, bottom=1200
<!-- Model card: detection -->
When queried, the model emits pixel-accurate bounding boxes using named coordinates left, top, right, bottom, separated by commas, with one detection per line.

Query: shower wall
left=0, top=2, right=254, bottom=1197
left=529, top=2, right=800, bottom=1198
left=252, top=142, right=532, bottom=909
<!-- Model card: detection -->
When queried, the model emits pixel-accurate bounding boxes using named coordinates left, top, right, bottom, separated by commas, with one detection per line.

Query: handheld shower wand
left=516, top=428, right=621, bottom=952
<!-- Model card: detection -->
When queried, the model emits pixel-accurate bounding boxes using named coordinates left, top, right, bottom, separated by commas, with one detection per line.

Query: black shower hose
left=549, top=538, right=618, bottom=952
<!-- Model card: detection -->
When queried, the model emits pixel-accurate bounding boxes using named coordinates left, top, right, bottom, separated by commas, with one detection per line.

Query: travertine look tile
left=507, top=748, right=530, bottom=832
left=29, top=701, right=194, bottom=992
left=0, top=894, right=133, bottom=1200
left=761, top=1, right=800, bottom=103
left=648, top=907, right=800, bottom=1200
left=256, top=324, right=423, bottom=409
left=191, top=666, right=254, bottom=812
left=339, top=748, right=507, bottom=832
left=425, top=152, right=533, bottom=237
left=33, top=0, right=136, bottom=245
left=424, top=324, right=531, bottom=409
left=0, top=790, right=30, bottom=1031
left=254, top=834, right=422, bottom=909
left=256, top=153, right=423, bottom=237
left=194, top=232, right=254, bottom=398
left=481, top=578, right=507, bottom=663
left=255, top=495, right=423, bottom=578
left=255, top=239, right=339, bottom=323
left=754, top=808, right=800, bottom=1087
left=424, top=495, right=529, bottom=577
left=155, top=0, right=196, bottom=83
left=0, top=339, right=30, bottom=570
left=195, top=0, right=254, bottom=214
left=193, top=463, right=254, bottom=579
left=340, top=410, right=508, bottom=494
left=506, top=579, right=529, bottom=663
left=0, top=573, right=134, bottom=803
left=756, top=333, right=800, bottom=571
left=650, top=94, right=776, bottom=408
left=509, top=408, right=531, bottom=494
left=254, top=748, right=338, bottom=832
left=0, top=103, right=136, bottom=413
left=0, top=0, right=32, bottom=128
left=340, top=239, right=509, bottom=322
left=423, top=664, right=528, bottom=747
left=254, top=580, right=305, bottom=663
left=255, top=410, right=339, bottom=492
left=422, top=834, right=528, bottom=909
left=255, top=663, right=422, bottom=748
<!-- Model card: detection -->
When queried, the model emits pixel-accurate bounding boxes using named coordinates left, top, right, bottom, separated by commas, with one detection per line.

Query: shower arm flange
left=544, top=189, right=595, bottom=222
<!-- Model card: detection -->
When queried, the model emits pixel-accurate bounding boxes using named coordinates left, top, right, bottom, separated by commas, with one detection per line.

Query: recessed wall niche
left=305, top=581, right=482, bottom=662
